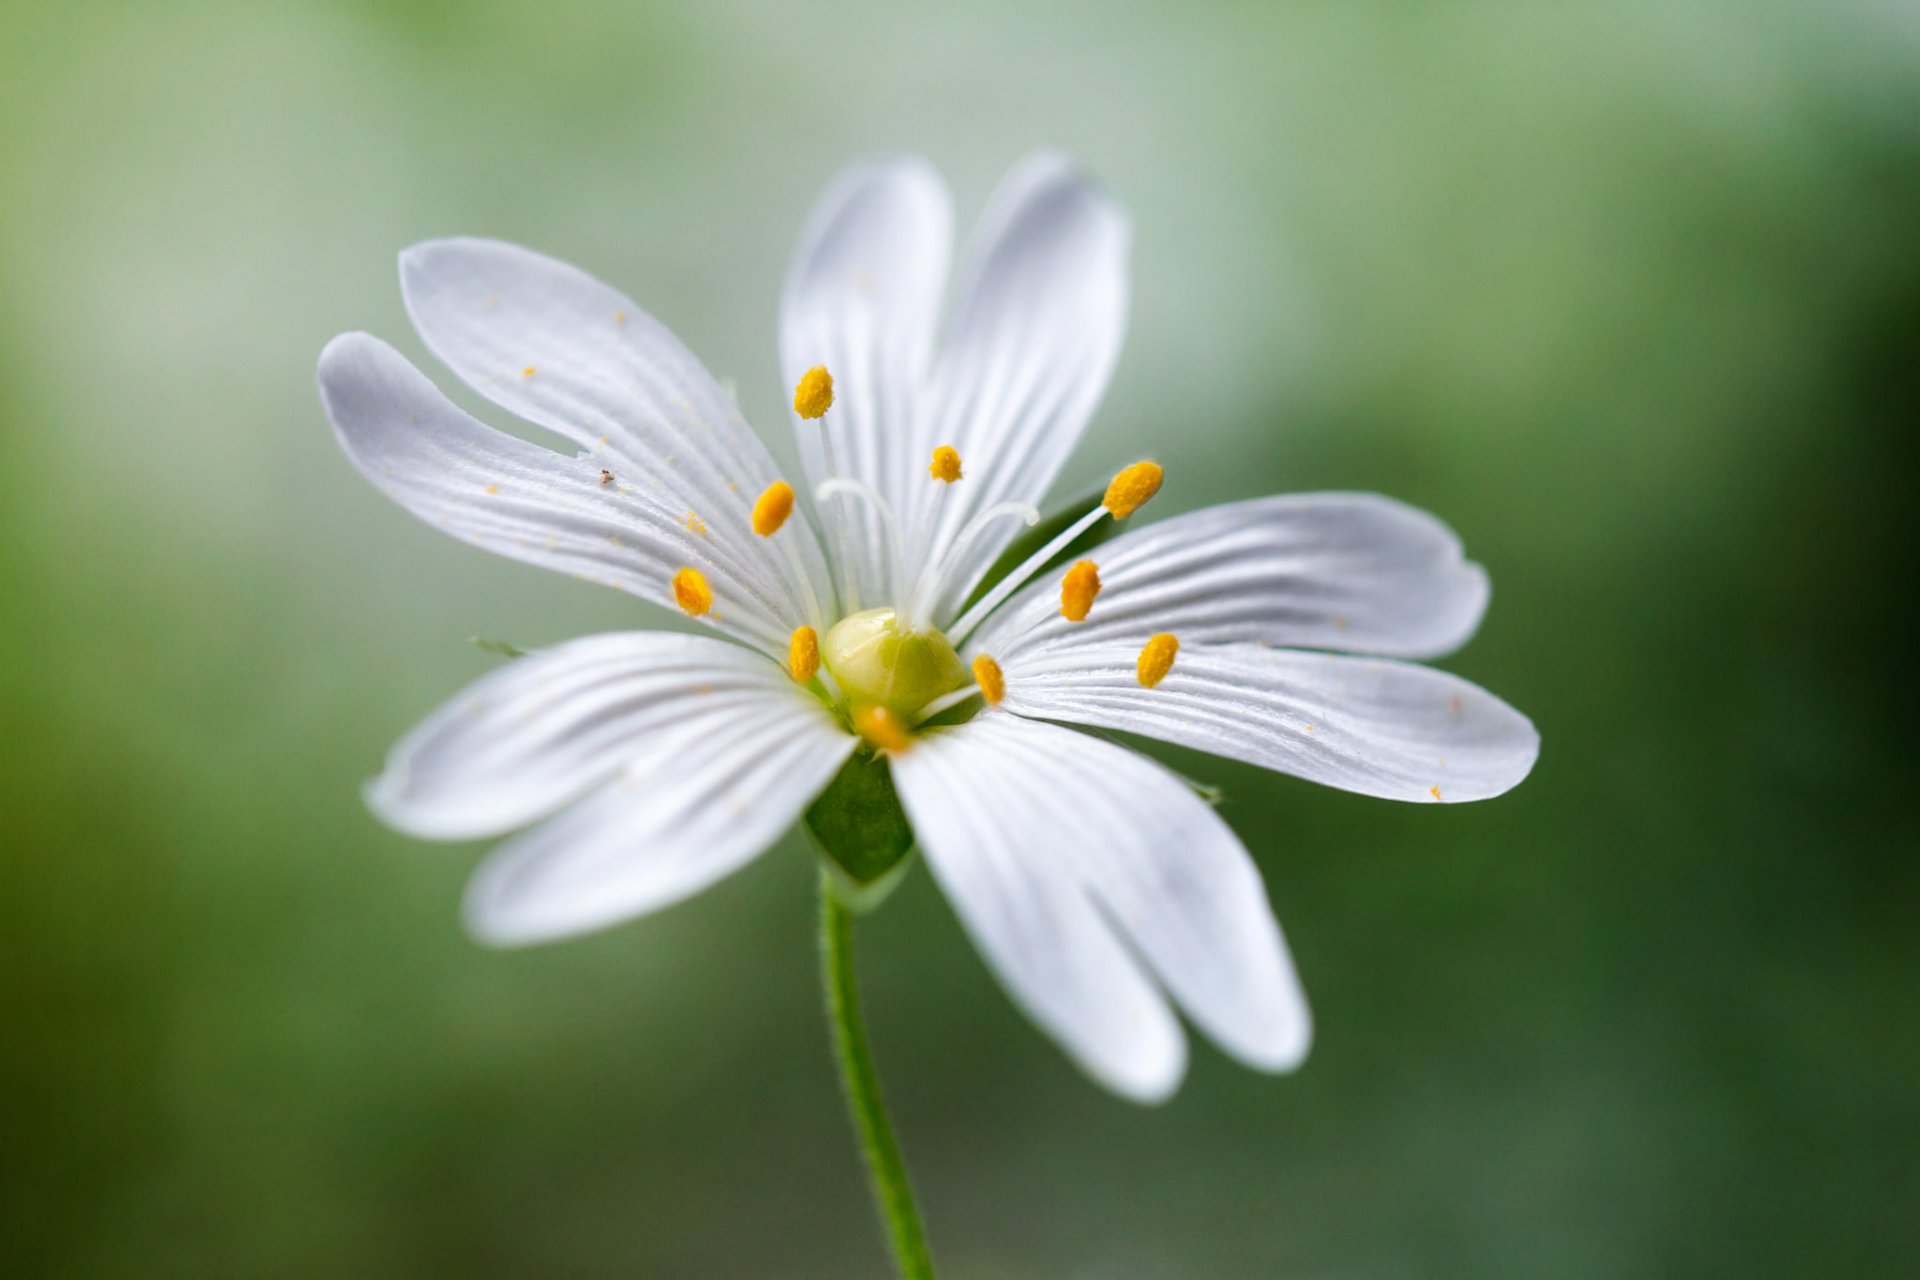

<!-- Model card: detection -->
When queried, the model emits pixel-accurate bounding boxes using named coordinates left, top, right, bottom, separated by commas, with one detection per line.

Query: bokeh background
left=4, top=2, right=1917, bottom=1276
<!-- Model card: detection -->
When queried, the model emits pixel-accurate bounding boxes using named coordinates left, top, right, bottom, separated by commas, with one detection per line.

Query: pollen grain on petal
left=521, top=366, right=537, bottom=378
left=682, top=510, right=709, bottom=536
left=929, top=445, right=964, bottom=484
left=751, top=480, right=795, bottom=536
left=671, top=567, right=713, bottom=617
left=1137, top=632, right=1179, bottom=688
left=855, top=704, right=911, bottom=753
left=1430, top=784, right=1444, bottom=802
left=1103, top=460, right=1164, bottom=519
left=792, top=364, right=835, bottom=419
left=484, top=483, right=500, bottom=495
left=972, top=654, right=1005, bottom=706
left=1060, top=559, right=1102, bottom=622
left=789, top=625, right=820, bottom=682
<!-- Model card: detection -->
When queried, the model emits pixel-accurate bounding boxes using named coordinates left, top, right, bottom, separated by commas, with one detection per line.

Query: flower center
left=820, top=607, right=969, bottom=717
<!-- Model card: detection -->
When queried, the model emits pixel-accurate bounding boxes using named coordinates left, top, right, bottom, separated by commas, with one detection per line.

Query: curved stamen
left=943, top=503, right=1108, bottom=645
left=946, top=460, right=1166, bottom=646
left=817, top=478, right=909, bottom=610
left=910, top=684, right=983, bottom=725
left=904, top=500, right=1040, bottom=629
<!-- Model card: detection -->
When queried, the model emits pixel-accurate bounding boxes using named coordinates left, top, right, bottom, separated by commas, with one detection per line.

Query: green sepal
left=468, top=636, right=527, bottom=659
left=804, top=750, right=917, bottom=912
left=957, top=486, right=1120, bottom=615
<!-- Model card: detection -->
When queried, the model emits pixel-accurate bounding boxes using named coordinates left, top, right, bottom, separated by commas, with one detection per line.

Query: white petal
left=891, top=715, right=1187, bottom=1102
left=463, top=670, right=855, bottom=946
left=916, top=714, right=1310, bottom=1074
left=782, top=155, right=952, bottom=606
left=318, top=332, right=801, bottom=656
left=908, top=154, right=1131, bottom=619
left=398, top=237, right=831, bottom=626
left=998, top=644, right=1540, bottom=803
left=971, top=492, right=1490, bottom=662
left=367, top=631, right=823, bottom=840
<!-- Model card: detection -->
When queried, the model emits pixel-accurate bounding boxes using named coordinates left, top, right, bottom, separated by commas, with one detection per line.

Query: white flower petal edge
left=782, top=154, right=953, bottom=608
left=318, top=333, right=806, bottom=659
left=915, top=153, right=1132, bottom=623
left=891, top=712, right=1310, bottom=1103
left=368, top=632, right=832, bottom=841
left=995, top=644, right=1539, bottom=804
left=969, top=492, right=1492, bottom=662
left=458, top=648, right=855, bottom=947
left=400, top=236, right=834, bottom=627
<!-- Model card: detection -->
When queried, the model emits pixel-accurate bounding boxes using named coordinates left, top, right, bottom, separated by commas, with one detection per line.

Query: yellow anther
left=789, top=625, right=820, bottom=682
left=792, top=364, right=835, bottom=419
left=1060, top=559, right=1102, bottom=622
left=972, top=654, right=1005, bottom=706
left=1136, top=633, right=1179, bottom=688
left=855, top=704, right=911, bottom=754
left=751, top=480, right=795, bottom=536
left=929, top=445, right=964, bottom=483
left=671, top=567, right=713, bottom=617
left=1103, top=460, right=1164, bottom=519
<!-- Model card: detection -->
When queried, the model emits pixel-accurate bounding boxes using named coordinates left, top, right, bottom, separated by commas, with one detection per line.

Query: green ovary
left=820, top=608, right=969, bottom=717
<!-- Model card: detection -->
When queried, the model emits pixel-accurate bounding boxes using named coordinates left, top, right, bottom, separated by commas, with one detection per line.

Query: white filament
left=904, top=501, right=1042, bottom=629
left=816, top=478, right=909, bottom=612
left=945, top=504, right=1110, bottom=647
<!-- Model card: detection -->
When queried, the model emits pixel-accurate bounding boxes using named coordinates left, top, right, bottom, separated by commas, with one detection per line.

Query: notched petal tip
left=315, top=331, right=418, bottom=454
left=1238, top=1003, right=1314, bottom=1076
left=459, top=866, right=557, bottom=950
left=1095, top=1034, right=1187, bottom=1106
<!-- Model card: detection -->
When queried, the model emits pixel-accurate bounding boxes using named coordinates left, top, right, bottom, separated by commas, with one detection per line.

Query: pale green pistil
left=821, top=608, right=968, bottom=717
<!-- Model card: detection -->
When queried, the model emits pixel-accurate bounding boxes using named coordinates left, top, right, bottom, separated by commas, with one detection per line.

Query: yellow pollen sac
left=752, top=480, right=795, bottom=536
left=855, top=704, right=912, bottom=754
left=788, top=625, right=820, bottom=682
left=671, top=567, right=713, bottom=616
left=1060, top=559, right=1102, bottom=622
left=1137, top=632, right=1179, bottom=688
left=972, top=654, right=1005, bottom=706
left=929, top=445, right=964, bottom=483
left=792, top=364, right=835, bottom=419
left=1103, top=460, right=1164, bottom=519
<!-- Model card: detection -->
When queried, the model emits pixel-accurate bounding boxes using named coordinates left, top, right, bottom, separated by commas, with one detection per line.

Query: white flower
left=316, top=153, right=1539, bottom=1103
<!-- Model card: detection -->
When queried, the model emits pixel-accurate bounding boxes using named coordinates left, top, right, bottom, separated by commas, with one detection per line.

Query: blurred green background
left=4, top=2, right=1917, bottom=1276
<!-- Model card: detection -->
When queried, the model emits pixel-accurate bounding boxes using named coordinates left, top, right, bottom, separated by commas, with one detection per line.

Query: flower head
left=318, top=153, right=1538, bottom=1102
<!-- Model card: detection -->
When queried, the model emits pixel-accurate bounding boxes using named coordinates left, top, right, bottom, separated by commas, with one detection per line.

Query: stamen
left=788, top=625, right=820, bottom=682
left=751, top=480, right=795, bottom=536
left=1060, top=559, right=1101, bottom=622
left=855, top=704, right=911, bottom=753
left=1137, top=633, right=1179, bottom=687
left=972, top=654, right=1005, bottom=705
left=947, top=461, right=1169, bottom=645
left=1103, top=460, right=1164, bottom=519
left=929, top=445, right=964, bottom=484
left=817, top=478, right=908, bottom=607
left=792, top=364, right=835, bottom=419
left=905, top=500, right=1041, bottom=629
left=671, top=566, right=713, bottom=617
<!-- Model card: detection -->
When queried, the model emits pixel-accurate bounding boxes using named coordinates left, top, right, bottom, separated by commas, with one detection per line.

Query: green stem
left=819, top=870, right=937, bottom=1280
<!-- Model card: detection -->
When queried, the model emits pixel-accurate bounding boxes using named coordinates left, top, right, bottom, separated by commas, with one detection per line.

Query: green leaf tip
left=468, top=636, right=527, bottom=659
